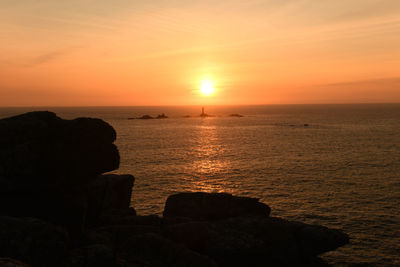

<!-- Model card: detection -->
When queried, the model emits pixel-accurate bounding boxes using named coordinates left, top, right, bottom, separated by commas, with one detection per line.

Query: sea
left=1, top=104, right=399, bottom=265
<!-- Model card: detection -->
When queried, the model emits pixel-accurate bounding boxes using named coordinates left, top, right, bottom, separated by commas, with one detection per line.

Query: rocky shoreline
left=0, top=112, right=349, bottom=267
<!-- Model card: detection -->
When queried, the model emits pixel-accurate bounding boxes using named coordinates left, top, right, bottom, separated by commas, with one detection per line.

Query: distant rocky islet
left=0, top=111, right=348, bottom=266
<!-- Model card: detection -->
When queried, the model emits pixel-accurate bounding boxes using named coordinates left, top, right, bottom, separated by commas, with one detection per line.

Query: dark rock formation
left=138, top=115, right=153, bottom=119
left=163, top=192, right=271, bottom=220
left=131, top=114, right=168, bottom=120
left=208, top=217, right=348, bottom=266
left=0, top=112, right=350, bottom=267
left=296, top=223, right=349, bottom=257
left=228, top=114, right=243, bottom=117
left=0, top=258, right=30, bottom=267
left=0, top=111, right=120, bottom=238
left=155, top=113, right=168, bottom=119
left=87, top=174, right=135, bottom=225
left=119, top=233, right=217, bottom=267
left=0, top=216, right=68, bottom=267
left=62, top=245, right=115, bottom=267
left=0, top=111, right=119, bottom=187
left=164, top=194, right=349, bottom=266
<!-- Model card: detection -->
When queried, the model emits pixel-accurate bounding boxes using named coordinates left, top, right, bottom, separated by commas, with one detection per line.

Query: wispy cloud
left=323, top=77, right=400, bottom=88
left=28, top=46, right=82, bottom=67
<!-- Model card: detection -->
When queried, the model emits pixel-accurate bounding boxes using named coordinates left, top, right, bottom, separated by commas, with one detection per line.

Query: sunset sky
left=1, top=0, right=399, bottom=106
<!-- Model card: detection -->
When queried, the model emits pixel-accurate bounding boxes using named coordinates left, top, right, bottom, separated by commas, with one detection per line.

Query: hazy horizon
left=1, top=102, right=400, bottom=109
left=0, top=102, right=400, bottom=109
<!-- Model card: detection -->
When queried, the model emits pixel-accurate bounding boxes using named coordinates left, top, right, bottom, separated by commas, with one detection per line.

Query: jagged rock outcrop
left=163, top=193, right=349, bottom=266
left=87, top=174, right=135, bottom=225
left=0, top=216, right=68, bottom=267
left=0, top=111, right=119, bottom=188
left=61, top=245, right=116, bottom=267
left=0, top=111, right=121, bottom=238
left=0, top=258, right=30, bottom=267
left=119, top=233, right=217, bottom=267
left=163, top=192, right=271, bottom=220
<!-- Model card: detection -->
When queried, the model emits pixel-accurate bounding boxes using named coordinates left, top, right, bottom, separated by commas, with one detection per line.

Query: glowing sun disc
left=200, top=79, right=215, bottom=95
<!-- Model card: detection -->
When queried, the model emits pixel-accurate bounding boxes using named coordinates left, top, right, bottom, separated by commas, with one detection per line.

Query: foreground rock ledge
left=163, top=193, right=349, bottom=266
left=163, top=192, right=271, bottom=220
left=0, top=112, right=349, bottom=267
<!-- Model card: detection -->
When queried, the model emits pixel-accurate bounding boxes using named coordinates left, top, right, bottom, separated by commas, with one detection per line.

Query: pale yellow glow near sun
left=200, top=79, right=215, bottom=96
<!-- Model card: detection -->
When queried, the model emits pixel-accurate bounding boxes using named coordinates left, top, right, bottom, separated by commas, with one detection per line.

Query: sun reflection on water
left=183, top=119, right=232, bottom=192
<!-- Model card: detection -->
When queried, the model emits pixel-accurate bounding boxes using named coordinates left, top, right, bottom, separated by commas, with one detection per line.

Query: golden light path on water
left=183, top=118, right=233, bottom=192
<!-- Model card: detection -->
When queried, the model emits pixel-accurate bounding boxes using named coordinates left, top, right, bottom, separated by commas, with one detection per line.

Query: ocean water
left=1, top=104, right=399, bottom=265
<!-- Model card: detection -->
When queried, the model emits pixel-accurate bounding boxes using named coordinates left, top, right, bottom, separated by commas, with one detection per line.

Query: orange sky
left=1, top=0, right=399, bottom=106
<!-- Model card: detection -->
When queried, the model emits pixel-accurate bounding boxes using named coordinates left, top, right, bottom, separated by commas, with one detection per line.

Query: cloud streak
left=27, top=46, right=83, bottom=67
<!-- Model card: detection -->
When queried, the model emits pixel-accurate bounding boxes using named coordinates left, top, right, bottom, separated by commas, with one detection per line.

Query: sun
left=200, top=79, right=215, bottom=96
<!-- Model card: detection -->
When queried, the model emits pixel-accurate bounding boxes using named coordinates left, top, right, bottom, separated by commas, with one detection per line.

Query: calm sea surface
left=1, top=104, right=399, bottom=265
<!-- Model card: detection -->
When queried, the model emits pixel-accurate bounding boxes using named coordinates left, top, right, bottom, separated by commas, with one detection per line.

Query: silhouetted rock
left=228, top=114, right=243, bottom=117
left=163, top=192, right=271, bottom=220
left=119, top=233, right=217, bottom=267
left=0, top=111, right=120, bottom=239
left=0, top=258, right=30, bottom=267
left=138, top=115, right=153, bottom=119
left=90, top=215, right=164, bottom=252
left=0, top=111, right=119, bottom=188
left=162, top=192, right=349, bottom=266
left=165, top=215, right=349, bottom=266
left=296, top=224, right=350, bottom=257
left=0, top=186, right=87, bottom=242
left=155, top=113, right=168, bottom=119
left=87, top=174, right=135, bottom=225
left=98, top=214, right=162, bottom=228
left=166, top=221, right=215, bottom=252
left=0, top=216, right=68, bottom=267
left=61, top=245, right=115, bottom=267
left=211, top=217, right=348, bottom=266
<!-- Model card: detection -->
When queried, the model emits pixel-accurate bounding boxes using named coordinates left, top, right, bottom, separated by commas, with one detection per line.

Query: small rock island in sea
left=228, top=113, right=244, bottom=117
left=0, top=111, right=349, bottom=267
left=128, top=113, right=169, bottom=120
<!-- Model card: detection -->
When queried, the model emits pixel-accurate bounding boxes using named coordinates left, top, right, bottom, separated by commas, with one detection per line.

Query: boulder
left=0, top=112, right=121, bottom=238
left=166, top=221, right=215, bottom=252
left=87, top=174, right=135, bottom=225
left=0, top=186, right=88, bottom=242
left=0, top=111, right=119, bottom=189
left=163, top=199, right=349, bottom=266
left=118, top=233, right=217, bottom=267
left=163, top=192, right=271, bottom=220
left=95, top=214, right=162, bottom=228
left=0, top=216, right=68, bottom=267
left=0, top=258, right=30, bottom=267
left=296, top=224, right=350, bottom=258
left=208, top=217, right=348, bottom=266
left=166, top=217, right=298, bottom=266
left=61, top=245, right=115, bottom=267
left=82, top=215, right=164, bottom=250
